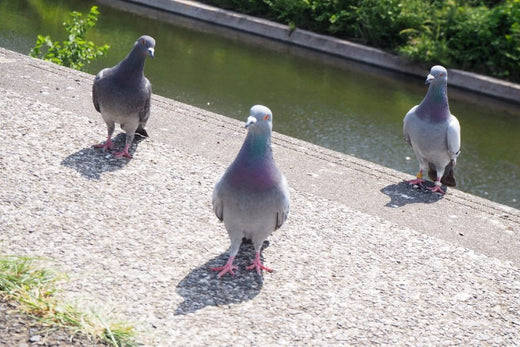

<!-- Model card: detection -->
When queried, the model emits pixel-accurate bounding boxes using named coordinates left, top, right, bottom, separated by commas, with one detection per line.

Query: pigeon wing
left=447, top=115, right=461, bottom=163
left=139, top=78, right=152, bottom=125
left=403, top=105, right=418, bottom=146
left=92, top=72, right=103, bottom=113
left=212, top=180, right=224, bottom=222
left=274, top=178, right=290, bottom=230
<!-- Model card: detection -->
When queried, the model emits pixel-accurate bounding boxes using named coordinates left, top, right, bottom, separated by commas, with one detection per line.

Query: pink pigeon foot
left=211, top=256, right=238, bottom=278
left=427, top=183, right=445, bottom=194
left=246, top=252, right=273, bottom=275
left=113, top=144, right=132, bottom=159
left=407, top=178, right=425, bottom=186
left=93, top=139, right=114, bottom=152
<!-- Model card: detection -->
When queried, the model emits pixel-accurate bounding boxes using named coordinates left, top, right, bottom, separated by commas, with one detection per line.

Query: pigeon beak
left=245, top=116, right=257, bottom=128
left=148, top=48, right=155, bottom=58
left=425, top=73, right=435, bottom=84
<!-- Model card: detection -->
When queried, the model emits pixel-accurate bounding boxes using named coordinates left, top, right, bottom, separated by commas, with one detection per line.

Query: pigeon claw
left=211, top=264, right=238, bottom=278
left=93, top=141, right=114, bottom=152
left=113, top=144, right=132, bottom=159
left=211, top=256, right=237, bottom=278
left=427, top=184, right=445, bottom=194
left=406, top=178, right=425, bottom=187
left=113, top=151, right=132, bottom=159
left=246, top=252, right=273, bottom=275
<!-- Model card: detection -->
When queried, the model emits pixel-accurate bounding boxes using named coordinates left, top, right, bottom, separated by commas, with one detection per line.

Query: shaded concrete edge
left=125, top=0, right=520, bottom=104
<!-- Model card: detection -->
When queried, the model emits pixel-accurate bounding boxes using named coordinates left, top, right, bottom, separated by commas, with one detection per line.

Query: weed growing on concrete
left=0, top=255, right=136, bottom=346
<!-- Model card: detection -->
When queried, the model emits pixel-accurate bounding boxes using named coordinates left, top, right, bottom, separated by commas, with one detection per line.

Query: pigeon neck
left=418, top=82, right=450, bottom=121
left=118, top=46, right=146, bottom=76
left=227, top=128, right=280, bottom=190
left=241, top=129, right=272, bottom=162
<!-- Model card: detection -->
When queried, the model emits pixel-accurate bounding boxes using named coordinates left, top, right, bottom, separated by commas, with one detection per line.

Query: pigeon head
left=245, top=105, right=273, bottom=131
left=417, top=65, right=450, bottom=121
left=134, top=35, right=156, bottom=58
left=425, top=65, right=447, bottom=85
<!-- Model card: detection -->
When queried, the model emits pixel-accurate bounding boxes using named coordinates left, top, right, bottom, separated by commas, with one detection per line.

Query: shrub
left=399, top=0, right=520, bottom=80
left=30, top=6, right=109, bottom=72
left=200, top=0, right=520, bottom=82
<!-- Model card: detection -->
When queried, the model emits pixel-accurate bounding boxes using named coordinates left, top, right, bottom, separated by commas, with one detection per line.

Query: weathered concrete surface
left=116, top=0, right=520, bottom=103
left=1, top=48, right=519, bottom=345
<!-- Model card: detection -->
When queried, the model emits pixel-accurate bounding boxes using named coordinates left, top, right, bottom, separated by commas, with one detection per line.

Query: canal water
left=1, top=0, right=519, bottom=209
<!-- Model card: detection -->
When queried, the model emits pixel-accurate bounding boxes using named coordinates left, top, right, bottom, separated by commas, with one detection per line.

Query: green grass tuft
left=0, top=255, right=137, bottom=346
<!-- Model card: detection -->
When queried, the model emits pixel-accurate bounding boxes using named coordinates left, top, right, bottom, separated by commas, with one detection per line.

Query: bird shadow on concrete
left=380, top=181, right=444, bottom=208
left=175, top=240, right=270, bottom=315
left=61, top=133, right=145, bottom=180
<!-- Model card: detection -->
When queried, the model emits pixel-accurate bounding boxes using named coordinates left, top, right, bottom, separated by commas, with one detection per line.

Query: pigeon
left=92, top=35, right=155, bottom=159
left=211, top=105, right=290, bottom=277
left=403, top=65, right=461, bottom=194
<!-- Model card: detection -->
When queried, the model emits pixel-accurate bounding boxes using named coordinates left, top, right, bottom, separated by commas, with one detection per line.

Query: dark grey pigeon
left=403, top=65, right=461, bottom=194
left=211, top=105, right=290, bottom=278
left=93, top=35, right=155, bottom=158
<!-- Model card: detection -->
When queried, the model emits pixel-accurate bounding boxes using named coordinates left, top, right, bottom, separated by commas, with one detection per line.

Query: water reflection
left=1, top=0, right=518, bottom=208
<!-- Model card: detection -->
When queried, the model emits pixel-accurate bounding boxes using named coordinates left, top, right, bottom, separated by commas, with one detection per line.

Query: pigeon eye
left=263, top=114, right=269, bottom=121
left=440, top=72, right=445, bottom=77
left=141, top=40, right=145, bottom=45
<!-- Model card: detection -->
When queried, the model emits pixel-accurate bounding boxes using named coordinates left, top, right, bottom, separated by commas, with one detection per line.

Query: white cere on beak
left=245, top=116, right=257, bottom=128
left=425, top=73, right=435, bottom=84
left=148, top=48, right=155, bottom=58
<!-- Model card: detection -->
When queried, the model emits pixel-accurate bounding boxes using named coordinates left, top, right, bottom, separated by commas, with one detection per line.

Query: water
left=1, top=0, right=519, bottom=209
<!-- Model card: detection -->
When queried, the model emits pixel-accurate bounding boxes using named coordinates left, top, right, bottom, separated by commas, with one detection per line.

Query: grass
left=0, top=255, right=137, bottom=346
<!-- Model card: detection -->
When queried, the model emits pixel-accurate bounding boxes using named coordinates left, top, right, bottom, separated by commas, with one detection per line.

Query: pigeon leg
left=246, top=252, right=273, bottom=275
left=93, top=137, right=114, bottom=151
left=211, top=256, right=238, bottom=278
left=113, top=143, right=132, bottom=159
left=427, top=179, right=445, bottom=194
left=407, top=170, right=425, bottom=186
left=93, top=122, right=115, bottom=151
left=113, top=129, right=135, bottom=159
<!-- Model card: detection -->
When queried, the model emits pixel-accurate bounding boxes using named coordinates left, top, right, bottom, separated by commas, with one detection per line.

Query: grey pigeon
left=403, top=65, right=461, bottom=194
left=211, top=105, right=290, bottom=277
left=93, top=35, right=155, bottom=158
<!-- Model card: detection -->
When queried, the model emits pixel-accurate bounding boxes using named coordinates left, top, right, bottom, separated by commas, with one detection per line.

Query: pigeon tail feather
left=428, top=161, right=456, bottom=187
left=135, top=126, right=148, bottom=137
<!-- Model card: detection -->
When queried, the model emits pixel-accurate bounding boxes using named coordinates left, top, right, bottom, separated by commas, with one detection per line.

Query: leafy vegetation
left=29, top=6, right=109, bottom=72
left=200, top=0, right=520, bottom=81
left=0, top=255, right=136, bottom=346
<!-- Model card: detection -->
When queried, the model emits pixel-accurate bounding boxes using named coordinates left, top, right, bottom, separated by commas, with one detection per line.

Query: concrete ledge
left=1, top=47, right=520, bottom=344
left=126, top=0, right=520, bottom=103
left=1, top=46, right=518, bottom=265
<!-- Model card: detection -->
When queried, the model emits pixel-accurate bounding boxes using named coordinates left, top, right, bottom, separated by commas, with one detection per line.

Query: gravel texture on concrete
left=1, top=48, right=519, bottom=345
